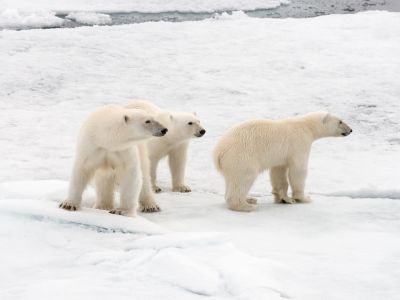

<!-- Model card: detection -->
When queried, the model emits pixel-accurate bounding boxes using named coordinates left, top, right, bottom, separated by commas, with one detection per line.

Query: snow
left=65, top=12, right=112, bottom=26
left=0, top=0, right=288, bottom=14
left=0, top=9, right=64, bottom=29
left=326, top=187, right=400, bottom=200
left=1, top=10, right=400, bottom=300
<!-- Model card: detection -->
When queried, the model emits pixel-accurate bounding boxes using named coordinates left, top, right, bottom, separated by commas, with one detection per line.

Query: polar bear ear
left=192, top=112, right=197, bottom=116
left=322, top=113, right=330, bottom=124
left=124, top=115, right=129, bottom=123
left=169, top=114, right=174, bottom=121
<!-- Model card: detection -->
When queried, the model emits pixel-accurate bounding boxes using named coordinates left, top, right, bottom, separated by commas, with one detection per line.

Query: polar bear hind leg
left=94, top=169, right=116, bottom=210
left=110, top=152, right=142, bottom=216
left=224, top=172, right=258, bottom=212
left=288, top=161, right=312, bottom=203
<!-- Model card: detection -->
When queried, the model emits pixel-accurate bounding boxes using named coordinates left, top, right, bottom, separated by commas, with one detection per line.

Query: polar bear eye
left=188, top=122, right=193, bottom=125
left=339, top=120, right=342, bottom=124
left=145, top=120, right=151, bottom=124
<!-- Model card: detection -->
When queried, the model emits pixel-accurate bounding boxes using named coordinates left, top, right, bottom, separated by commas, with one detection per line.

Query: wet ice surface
left=1, top=10, right=400, bottom=300
left=93, top=0, right=400, bottom=27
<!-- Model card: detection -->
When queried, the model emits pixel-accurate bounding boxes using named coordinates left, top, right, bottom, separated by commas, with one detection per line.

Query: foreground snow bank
left=0, top=0, right=288, bottom=14
left=0, top=9, right=63, bottom=29
left=0, top=181, right=288, bottom=300
left=1, top=179, right=399, bottom=300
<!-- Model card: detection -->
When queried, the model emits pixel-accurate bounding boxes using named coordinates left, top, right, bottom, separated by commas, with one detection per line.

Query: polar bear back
left=125, top=100, right=161, bottom=116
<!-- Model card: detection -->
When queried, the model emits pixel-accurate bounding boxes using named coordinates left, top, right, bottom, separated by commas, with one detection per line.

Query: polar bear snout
left=341, top=128, right=352, bottom=136
left=153, top=127, right=168, bottom=137
left=160, top=128, right=168, bottom=136
left=144, top=118, right=168, bottom=137
left=195, top=128, right=206, bottom=137
left=340, top=122, right=352, bottom=137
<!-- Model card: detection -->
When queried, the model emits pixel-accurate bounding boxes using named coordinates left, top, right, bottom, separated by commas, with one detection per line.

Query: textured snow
left=0, top=0, right=288, bottom=13
left=0, top=9, right=64, bottom=29
left=66, top=12, right=112, bottom=25
left=0, top=11, right=400, bottom=300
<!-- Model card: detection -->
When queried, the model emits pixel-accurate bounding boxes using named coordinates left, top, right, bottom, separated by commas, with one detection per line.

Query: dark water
left=53, top=0, right=400, bottom=28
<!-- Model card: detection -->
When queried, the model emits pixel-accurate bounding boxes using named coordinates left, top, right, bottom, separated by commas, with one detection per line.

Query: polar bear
left=59, top=105, right=168, bottom=216
left=214, top=112, right=352, bottom=212
left=125, top=100, right=206, bottom=212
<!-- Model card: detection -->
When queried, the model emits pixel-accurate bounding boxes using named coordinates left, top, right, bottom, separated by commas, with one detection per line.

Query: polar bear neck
left=299, top=114, right=331, bottom=140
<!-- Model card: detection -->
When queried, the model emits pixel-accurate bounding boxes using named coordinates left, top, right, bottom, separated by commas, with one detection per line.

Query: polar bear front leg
left=60, top=164, right=91, bottom=211
left=169, top=142, right=191, bottom=193
left=224, top=172, right=258, bottom=212
left=110, top=165, right=142, bottom=217
left=138, top=144, right=160, bottom=213
left=269, top=166, right=294, bottom=204
left=288, top=161, right=311, bottom=203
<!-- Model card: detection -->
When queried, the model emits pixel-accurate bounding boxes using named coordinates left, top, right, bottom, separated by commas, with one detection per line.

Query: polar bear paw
left=140, top=201, right=161, bottom=213
left=172, top=185, right=192, bottom=193
left=294, top=195, right=312, bottom=203
left=228, top=202, right=257, bottom=212
left=152, top=185, right=162, bottom=193
left=246, top=197, right=258, bottom=205
left=109, top=208, right=134, bottom=217
left=59, top=201, right=78, bottom=211
left=280, top=196, right=296, bottom=204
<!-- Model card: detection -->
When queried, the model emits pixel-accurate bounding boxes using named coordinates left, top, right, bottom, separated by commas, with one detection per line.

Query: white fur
left=214, top=112, right=352, bottom=212
left=125, top=100, right=206, bottom=212
left=59, top=105, right=167, bottom=216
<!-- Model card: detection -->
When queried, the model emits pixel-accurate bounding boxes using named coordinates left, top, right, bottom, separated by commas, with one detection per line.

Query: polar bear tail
left=213, top=143, right=225, bottom=173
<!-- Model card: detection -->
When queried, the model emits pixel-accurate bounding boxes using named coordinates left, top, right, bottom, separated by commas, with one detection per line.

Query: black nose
left=350, top=129, right=353, bottom=133
left=199, top=129, right=206, bottom=136
left=161, top=128, right=168, bottom=135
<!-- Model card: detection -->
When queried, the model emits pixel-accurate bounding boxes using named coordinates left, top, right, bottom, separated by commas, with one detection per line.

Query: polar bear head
left=123, top=108, right=168, bottom=140
left=322, top=113, right=352, bottom=137
left=171, top=112, right=206, bottom=139
left=156, top=111, right=206, bottom=140
left=85, top=106, right=168, bottom=151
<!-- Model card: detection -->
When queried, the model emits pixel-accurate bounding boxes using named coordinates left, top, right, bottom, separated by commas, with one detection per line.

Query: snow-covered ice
left=0, top=9, right=64, bottom=29
left=65, top=12, right=112, bottom=26
left=0, top=10, right=400, bottom=300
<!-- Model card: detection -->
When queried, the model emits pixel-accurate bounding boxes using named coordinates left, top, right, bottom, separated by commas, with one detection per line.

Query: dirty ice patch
left=0, top=0, right=289, bottom=14
left=212, top=10, right=249, bottom=20
left=66, top=12, right=112, bottom=25
left=0, top=9, right=63, bottom=29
